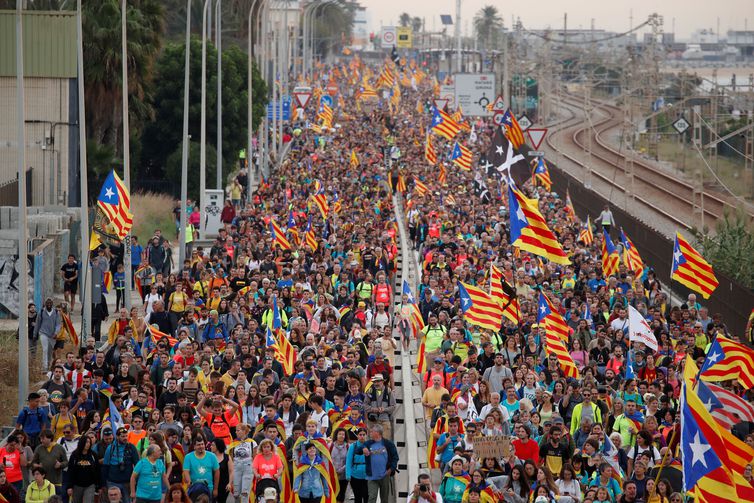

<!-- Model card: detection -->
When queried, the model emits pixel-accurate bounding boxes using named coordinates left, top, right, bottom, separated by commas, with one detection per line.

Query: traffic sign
left=381, top=26, right=396, bottom=46
left=266, top=97, right=291, bottom=121
left=527, top=151, right=545, bottom=157
left=526, top=128, right=548, bottom=149
left=454, top=73, right=495, bottom=117
left=673, top=117, right=690, bottom=134
left=517, top=114, right=532, bottom=131
left=293, top=92, right=312, bottom=108
left=320, top=95, right=333, bottom=108
left=492, top=111, right=505, bottom=126
left=327, top=82, right=338, bottom=97
left=491, top=95, right=506, bottom=111
left=433, top=99, right=448, bottom=111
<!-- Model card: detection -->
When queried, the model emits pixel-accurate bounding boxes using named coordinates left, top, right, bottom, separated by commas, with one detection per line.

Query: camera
left=419, top=485, right=428, bottom=493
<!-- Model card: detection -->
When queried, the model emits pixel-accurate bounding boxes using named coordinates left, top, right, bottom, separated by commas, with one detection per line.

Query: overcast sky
left=362, top=0, right=752, bottom=40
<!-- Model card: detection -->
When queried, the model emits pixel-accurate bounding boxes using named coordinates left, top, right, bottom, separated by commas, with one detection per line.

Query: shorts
left=54, top=339, right=66, bottom=349
left=64, top=282, right=77, bottom=294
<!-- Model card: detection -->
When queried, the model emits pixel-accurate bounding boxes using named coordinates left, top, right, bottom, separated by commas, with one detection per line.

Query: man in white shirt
left=479, top=392, right=510, bottom=423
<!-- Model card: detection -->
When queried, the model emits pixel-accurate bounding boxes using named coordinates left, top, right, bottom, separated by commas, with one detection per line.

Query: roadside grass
left=0, top=331, right=44, bottom=427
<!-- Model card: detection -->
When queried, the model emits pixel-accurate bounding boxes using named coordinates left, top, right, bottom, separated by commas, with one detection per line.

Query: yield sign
left=293, top=92, right=312, bottom=108
left=526, top=128, right=548, bottom=149
left=433, top=99, right=448, bottom=111
left=491, top=95, right=506, bottom=111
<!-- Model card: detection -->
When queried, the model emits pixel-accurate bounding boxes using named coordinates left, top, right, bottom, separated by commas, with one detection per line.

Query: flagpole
left=16, top=0, right=29, bottom=408
left=121, top=0, right=132, bottom=311
left=77, top=0, right=92, bottom=345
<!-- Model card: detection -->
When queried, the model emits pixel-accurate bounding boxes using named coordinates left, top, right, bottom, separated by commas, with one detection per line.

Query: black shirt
left=61, top=262, right=78, bottom=282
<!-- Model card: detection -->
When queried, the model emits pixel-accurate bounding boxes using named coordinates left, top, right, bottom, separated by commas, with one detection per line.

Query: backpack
left=209, top=413, right=235, bottom=440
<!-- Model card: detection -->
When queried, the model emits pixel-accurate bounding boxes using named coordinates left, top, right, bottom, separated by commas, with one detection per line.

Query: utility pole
left=692, top=105, right=705, bottom=230
left=121, top=0, right=132, bottom=310
left=623, top=71, right=635, bottom=208
left=16, top=0, right=29, bottom=409
left=746, top=110, right=754, bottom=198
left=200, top=0, right=209, bottom=237
left=647, top=13, right=663, bottom=160
left=584, top=80, right=593, bottom=189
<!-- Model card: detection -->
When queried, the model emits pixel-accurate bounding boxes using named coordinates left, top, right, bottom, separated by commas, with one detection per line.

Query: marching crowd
left=8, top=55, right=754, bottom=503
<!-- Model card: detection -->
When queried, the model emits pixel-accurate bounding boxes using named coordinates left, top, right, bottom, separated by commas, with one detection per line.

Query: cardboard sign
left=470, top=435, right=511, bottom=459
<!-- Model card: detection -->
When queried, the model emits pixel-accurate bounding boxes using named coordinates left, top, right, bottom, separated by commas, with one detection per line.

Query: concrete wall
left=0, top=206, right=79, bottom=318
left=0, top=76, right=73, bottom=207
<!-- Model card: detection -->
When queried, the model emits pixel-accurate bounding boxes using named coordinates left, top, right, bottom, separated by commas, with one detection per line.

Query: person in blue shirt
left=364, top=424, right=398, bottom=503
left=345, top=428, right=370, bottom=503
left=183, top=435, right=220, bottom=500
left=294, top=443, right=331, bottom=503
left=15, top=392, right=51, bottom=448
left=104, top=427, right=139, bottom=503
left=130, top=236, right=143, bottom=287
left=436, top=417, right=465, bottom=471
left=130, top=444, right=168, bottom=503
left=114, top=264, right=126, bottom=311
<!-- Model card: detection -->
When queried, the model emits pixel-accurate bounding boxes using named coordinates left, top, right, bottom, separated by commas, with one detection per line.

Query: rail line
left=547, top=92, right=754, bottom=235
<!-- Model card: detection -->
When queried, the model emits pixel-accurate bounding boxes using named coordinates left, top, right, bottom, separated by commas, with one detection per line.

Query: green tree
left=140, top=35, right=267, bottom=185
left=83, top=0, right=165, bottom=150
left=165, top=141, right=217, bottom=201
left=311, top=1, right=355, bottom=61
left=694, top=209, right=754, bottom=288
left=473, top=5, right=503, bottom=50
left=398, top=12, right=412, bottom=27
left=411, top=17, right=422, bottom=34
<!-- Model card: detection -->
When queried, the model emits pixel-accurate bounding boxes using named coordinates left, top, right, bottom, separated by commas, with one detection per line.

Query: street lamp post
left=247, top=0, right=260, bottom=195
left=178, top=0, right=191, bottom=267
left=200, top=0, right=209, bottom=237
left=216, top=0, right=223, bottom=190
left=121, top=0, right=132, bottom=310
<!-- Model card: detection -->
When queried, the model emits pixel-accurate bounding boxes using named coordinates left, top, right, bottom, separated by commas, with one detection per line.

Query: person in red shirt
left=0, top=434, right=25, bottom=491
left=512, top=424, right=540, bottom=464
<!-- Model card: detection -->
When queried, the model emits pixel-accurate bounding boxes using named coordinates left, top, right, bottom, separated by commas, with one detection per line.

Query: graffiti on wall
left=0, top=255, right=35, bottom=318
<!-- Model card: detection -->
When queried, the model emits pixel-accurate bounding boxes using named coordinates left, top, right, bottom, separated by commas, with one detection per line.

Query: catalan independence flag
left=450, top=142, right=472, bottom=171
left=537, top=291, right=570, bottom=342
left=508, top=184, right=570, bottom=265
left=544, top=330, right=579, bottom=379
left=431, top=108, right=461, bottom=140
left=397, top=174, right=407, bottom=193
left=501, top=109, right=525, bottom=149
left=97, top=170, right=133, bottom=239
left=438, top=164, right=447, bottom=185
left=425, top=134, right=437, bottom=165
left=490, top=264, right=520, bottom=324
left=402, top=280, right=425, bottom=334
left=564, top=190, right=577, bottom=223
left=700, top=335, right=754, bottom=389
left=682, top=357, right=754, bottom=503
left=349, top=149, right=359, bottom=169
left=601, top=229, right=621, bottom=278
left=532, top=157, right=552, bottom=190
left=457, top=282, right=503, bottom=332
left=671, top=233, right=718, bottom=299
left=61, top=310, right=78, bottom=347
left=310, top=192, right=329, bottom=220
left=578, top=215, right=594, bottom=245
left=269, top=218, right=292, bottom=250
left=304, top=215, right=318, bottom=251
left=620, top=228, right=644, bottom=278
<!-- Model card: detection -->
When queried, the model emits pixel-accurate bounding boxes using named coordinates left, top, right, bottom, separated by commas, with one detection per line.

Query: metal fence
left=549, top=163, right=754, bottom=335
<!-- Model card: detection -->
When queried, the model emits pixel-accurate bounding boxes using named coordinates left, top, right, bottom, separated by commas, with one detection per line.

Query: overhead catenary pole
left=216, top=0, right=223, bottom=190
left=77, top=0, right=92, bottom=346
left=178, top=0, right=191, bottom=267
left=121, top=0, right=132, bottom=310
left=247, top=0, right=259, bottom=197
left=200, top=0, right=209, bottom=237
left=16, top=0, right=29, bottom=409
left=455, top=0, right=461, bottom=73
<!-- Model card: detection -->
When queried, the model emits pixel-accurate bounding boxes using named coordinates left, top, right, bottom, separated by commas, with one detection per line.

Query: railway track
left=546, top=92, right=753, bottom=234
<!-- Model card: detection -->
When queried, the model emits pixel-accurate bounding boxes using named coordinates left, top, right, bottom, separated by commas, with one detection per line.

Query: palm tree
left=473, top=5, right=503, bottom=51
left=398, top=12, right=411, bottom=27
left=411, top=17, right=422, bottom=34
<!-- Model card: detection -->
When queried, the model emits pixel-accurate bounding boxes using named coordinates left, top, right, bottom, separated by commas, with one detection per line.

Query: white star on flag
left=689, top=431, right=711, bottom=467
left=707, top=351, right=721, bottom=364
left=105, top=187, right=115, bottom=199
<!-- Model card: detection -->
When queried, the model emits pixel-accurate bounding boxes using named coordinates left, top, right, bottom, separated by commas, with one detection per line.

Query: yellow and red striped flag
left=445, top=194, right=456, bottom=206
left=414, top=180, right=429, bottom=196
left=532, top=157, right=552, bottom=190
left=269, top=218, right=292, bottom=250
left=545, top=331, right=579, bottom=378
left=425, top=134, right=437, bottom=165
left=700, top=335, right=754, bottom=389
left=450, top=141, right=472, bottom=171
left=564, top=190, right=577, bottom=223
left=508, top=184, right=570, bottom=265
left=671, top=232, right=718, bottom=299
left=276, top=328, right=297, bottom=376
left=490, top=264, right=520, bottom=324
left=501, top=109, right=525, bottom=149
left=397, top=174, right=407, bottom=193
left=457, top=282, right=503, bottom=332
left=438, top=165, right=447, bottom=185
left=310, top=192, right=329, bottom=220
left=601, top=230, right=621, bottom=278
left=349, top=149, right=359, bottom=169
left=304, top=216, right=318, bottom=251
left=578, top=215, right=594, bottom=245
left=61, top=310, right=78, bottom=346
left=619, top=229, right=644, bottom=278
left=103, top=271, right=113, bottom=294
left=431, top=108, right=461, bottom=140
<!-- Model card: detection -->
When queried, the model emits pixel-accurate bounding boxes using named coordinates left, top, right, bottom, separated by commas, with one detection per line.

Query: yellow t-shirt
left=169, top=291, right=189, bottom=313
